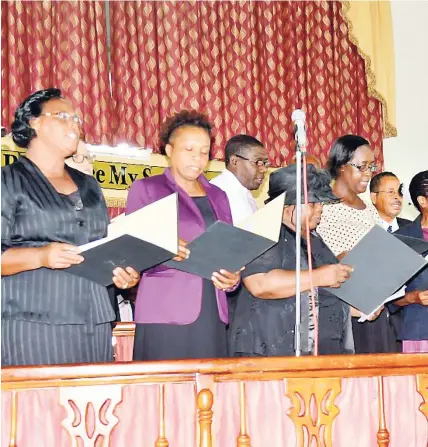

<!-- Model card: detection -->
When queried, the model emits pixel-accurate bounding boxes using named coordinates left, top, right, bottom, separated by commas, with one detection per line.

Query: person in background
left=317, top=135, right=400, bottom=354
left=65, top=140, right=95, bottom=175
left=126, top=110, right=241, bottom=361
left=1, top=88, right=139, bottom=366
left=369, top=171, right=411, bottom=350
left=391, top=170, right=428, bottom=353
left=370, top=171, right=411, bottom=232
left=229, top=164, right=354, bottom=357
left=210, top=135, right=269, bottom=225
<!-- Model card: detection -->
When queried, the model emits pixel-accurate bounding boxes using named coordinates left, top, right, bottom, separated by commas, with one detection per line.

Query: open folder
left=66, top=194, right=178, bottom=286
left=165, top=193, right=285, bottom=280
left=324, top=225, right=428, bottom=315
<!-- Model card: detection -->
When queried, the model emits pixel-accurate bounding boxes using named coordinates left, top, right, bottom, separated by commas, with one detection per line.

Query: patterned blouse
left=317, top=199, right=382, bottom=256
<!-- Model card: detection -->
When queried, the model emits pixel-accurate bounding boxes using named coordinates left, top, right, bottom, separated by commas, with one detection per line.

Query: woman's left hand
left=211, top=268, right=242, bottom=291
left=112, top=267, right=140, bottom=290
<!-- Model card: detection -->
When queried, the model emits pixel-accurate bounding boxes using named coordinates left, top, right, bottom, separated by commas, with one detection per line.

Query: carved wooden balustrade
left=2, top=354, right=428, bottom=447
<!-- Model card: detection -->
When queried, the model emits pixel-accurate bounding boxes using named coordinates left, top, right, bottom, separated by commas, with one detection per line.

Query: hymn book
left=165, top=193, right=285, bottom=280
left=66, top=193, right=178, bottom=286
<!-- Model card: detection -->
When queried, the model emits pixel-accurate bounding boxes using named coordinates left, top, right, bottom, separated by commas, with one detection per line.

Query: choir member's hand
left=39, top=242, right=84, bottom=269
left=211, top=268, right=243, bottom=291
left=337, top=251, right=349, bottom=261
left=172, top=238, right=190, bottom=262
left=112, top=267, right=140, bottom=290
left=314, top=264, right=353, bottom=288
left=365, top=305, right=384, bottom=321
left=405, top=290, right=428, bottom=306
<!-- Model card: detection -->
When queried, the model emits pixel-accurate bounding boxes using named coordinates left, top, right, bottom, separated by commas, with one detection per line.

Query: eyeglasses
left=374, top=185, right=403, bottom=198
left=235, top=154, right=271, bottom=168
left=40, top=112, right=83, bottom=126
left=347, top=162, right=377, bottom=173
left=70, top=154, right=95, bottom=164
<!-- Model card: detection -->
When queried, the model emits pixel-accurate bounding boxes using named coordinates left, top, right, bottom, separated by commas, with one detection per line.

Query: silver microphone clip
left=291, top=109, right=307, bottom=153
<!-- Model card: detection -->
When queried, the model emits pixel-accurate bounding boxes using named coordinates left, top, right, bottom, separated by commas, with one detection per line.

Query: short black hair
left=370, top=171, right=397, bottom=193
left=11, top=88, right=62, bottom=148
left=159, top=110, right=212, bottom=155
left=224, top=134, right=264, bottom=165
left=327, top=135, right=370, bottom=179
left=409, top=170, right=428, bottom=212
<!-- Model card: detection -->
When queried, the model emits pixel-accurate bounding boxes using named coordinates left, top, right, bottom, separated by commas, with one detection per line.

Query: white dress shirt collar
left=380, top=217, right=399, bottom=233
left=210, top=169, right=258, bottom=224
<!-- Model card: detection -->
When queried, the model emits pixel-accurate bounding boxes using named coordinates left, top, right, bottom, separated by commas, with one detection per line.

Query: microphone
left=291, top=109, right=307, bottom=152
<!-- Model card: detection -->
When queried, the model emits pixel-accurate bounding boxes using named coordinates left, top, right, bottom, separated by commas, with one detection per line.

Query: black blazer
left=1, top=157, right=115, bottom=325
left=390, top=215, right=428, bottom=340
left=397, top=217, right=412, bottom=228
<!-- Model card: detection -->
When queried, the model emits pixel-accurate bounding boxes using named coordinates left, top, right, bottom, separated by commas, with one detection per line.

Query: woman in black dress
left=1, top=88, right=140, bottom=366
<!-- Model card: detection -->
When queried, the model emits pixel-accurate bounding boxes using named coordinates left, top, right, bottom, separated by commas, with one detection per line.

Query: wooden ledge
left=2, top=354, right=428, bottom=390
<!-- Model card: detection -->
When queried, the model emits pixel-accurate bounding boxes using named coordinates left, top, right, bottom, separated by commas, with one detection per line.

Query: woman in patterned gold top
left=317, top=135, right=400, bottom=353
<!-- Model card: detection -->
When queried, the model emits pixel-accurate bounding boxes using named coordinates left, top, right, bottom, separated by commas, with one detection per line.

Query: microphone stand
left=294, top=139, right=306, bottom=357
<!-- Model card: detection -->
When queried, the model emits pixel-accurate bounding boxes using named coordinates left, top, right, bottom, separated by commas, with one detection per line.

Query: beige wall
left=382, top=0, right=428, bottom=219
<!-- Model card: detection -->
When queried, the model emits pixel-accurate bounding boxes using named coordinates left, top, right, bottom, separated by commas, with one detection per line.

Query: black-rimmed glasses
left=70, top=154, right=96, bottom=164
left=235, top=154, right=271, bottom=168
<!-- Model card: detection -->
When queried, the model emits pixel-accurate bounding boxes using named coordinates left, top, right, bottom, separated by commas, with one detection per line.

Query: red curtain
left=110, top=1, right=384, bottom=167
left=1, top=1, right=112, bottom=144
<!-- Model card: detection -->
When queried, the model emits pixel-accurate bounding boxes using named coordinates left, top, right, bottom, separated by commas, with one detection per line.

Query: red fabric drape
left=1, top=1, right=112, bottom=144
left=110, top=1, right=383, bottom=167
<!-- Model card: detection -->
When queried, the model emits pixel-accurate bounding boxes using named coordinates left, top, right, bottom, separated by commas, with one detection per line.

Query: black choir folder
left=324, top=225, right=428, bottom=316
left=394, top=233, right=428, bottom=256
left=66, top=194, right=179, bottom=286
left=165, top=193, right=285, bottom=280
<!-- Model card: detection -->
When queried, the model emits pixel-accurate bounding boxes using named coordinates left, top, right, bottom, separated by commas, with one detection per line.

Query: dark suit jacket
left=126, top=168, right=233, bottom=324
left=1, top=157, right=115, bottom=325
left=390, top=215, right=428, bottom=340
left=397, top=216, right=412, bottom=228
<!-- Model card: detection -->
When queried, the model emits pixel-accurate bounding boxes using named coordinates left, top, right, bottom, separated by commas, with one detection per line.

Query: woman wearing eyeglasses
left=1, top=88, right=139, bottom=366
left=317, top=135, right=400, bottom=354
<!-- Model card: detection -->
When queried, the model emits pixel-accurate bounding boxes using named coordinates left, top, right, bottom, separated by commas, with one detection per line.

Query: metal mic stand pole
left=294, top=142, right=303, bottom=357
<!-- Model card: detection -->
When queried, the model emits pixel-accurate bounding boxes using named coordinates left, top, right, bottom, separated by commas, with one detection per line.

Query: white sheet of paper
left=357, top=286, right=407, bottom=323
left=236, top=192, right=285, bottom=242
left=80, top=193, right=178, bottom=254
left=358, top=250, right=428, bottom=322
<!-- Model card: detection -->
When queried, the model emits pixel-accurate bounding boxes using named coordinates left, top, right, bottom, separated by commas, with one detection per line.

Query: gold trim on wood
left=285, top=377, right=341, bottom=447
left=3, top=354, right=428, bottom=391
left=113, top=322, right=136, bottom=337
left=340, top=1, right=397, bottom=138
left=416, top=374, right=428, bottom=421
left=105, top=197, right=127, bottom=208
left=9, top=391, right=17, bottom=447
left=237, top=381, right=251, bottom=447
left=197, top=389, right=214, bottom=447
left=155, top=384, right=169, bottom=447
left=377, top=376, right=390, bottom=447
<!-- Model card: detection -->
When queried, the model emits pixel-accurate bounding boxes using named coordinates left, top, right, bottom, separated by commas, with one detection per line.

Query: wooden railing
left=2, top=354, right=428, bottom=447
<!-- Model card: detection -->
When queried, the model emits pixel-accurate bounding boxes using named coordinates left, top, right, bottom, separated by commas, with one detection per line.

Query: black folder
left=66, top=234, right=176, bottom=287
left=165, top=192, right=285, bottom=280
left=324, top=225, right=428, bottom=315
left=165, top=221, right=277, bottom=279
left=394, top=234, right=428, bottom=255
left=65, top=193, right=179, bottom=287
